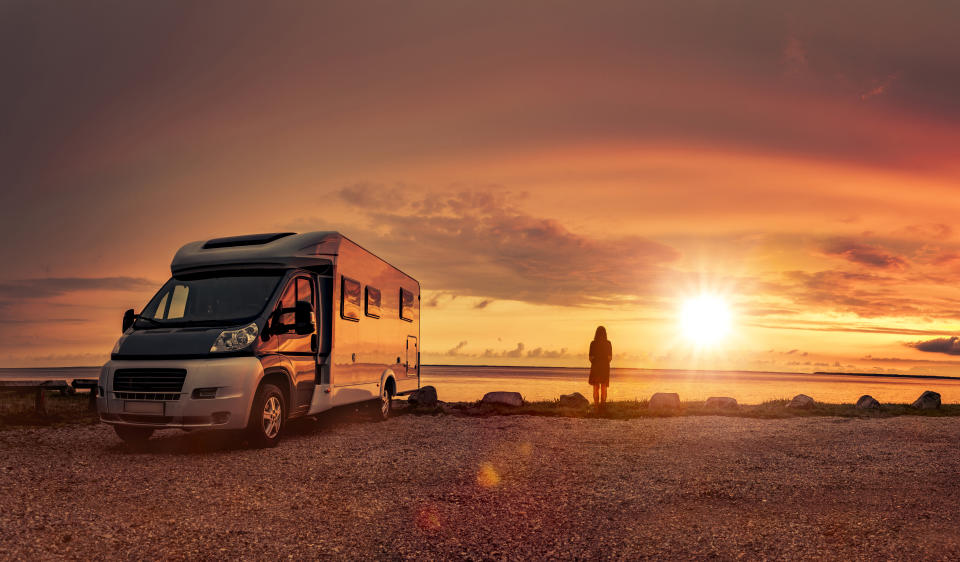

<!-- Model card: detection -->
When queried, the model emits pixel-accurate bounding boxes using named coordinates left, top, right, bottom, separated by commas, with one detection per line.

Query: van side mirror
left=122, top=309, right=136, bottom=333
left=294, top=301, right=316, bottom=335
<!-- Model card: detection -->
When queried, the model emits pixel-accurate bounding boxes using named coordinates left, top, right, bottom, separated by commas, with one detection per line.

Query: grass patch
left=0, top=391, right=99, bottom=429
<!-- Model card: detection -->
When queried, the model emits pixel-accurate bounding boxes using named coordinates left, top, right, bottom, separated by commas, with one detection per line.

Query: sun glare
left=680, top=295, right=732, bottom=346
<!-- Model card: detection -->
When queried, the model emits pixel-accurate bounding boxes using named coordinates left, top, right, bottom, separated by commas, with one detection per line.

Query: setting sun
left=680, top=295, right=732, bottom=346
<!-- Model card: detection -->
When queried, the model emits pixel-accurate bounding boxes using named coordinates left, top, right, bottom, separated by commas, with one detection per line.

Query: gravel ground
left=1, top=413, right=959, bottom=560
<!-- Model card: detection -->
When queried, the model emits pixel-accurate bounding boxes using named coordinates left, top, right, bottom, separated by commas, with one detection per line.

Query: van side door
left=272, top=274, right=318, bottom=413
left=406, top=336, right=418, bottom=379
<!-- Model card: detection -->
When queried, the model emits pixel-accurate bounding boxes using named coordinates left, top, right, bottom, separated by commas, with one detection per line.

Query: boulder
left=408, top=385, right=438, bottom=407
left=855, top=395, right=880, bottom=409
left=911, top=390, right=941, bottom=410
left=481, top=391, right=524, bottom=407
left=649, top=392, right=681, bottom=410
left=786, top=394, right=815, bottom=409
left=558, top=392, right=590, bottom=409
left=704, top=396, right=738, bottom=409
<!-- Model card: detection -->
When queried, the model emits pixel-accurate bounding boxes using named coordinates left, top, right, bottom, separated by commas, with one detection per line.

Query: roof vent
left=202, top=232, right=296, bottom=249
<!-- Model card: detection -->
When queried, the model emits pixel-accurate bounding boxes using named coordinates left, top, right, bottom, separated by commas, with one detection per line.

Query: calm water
left=2, top=365, right=958, bottom=405
left=421, top=365, right=960, bottom=404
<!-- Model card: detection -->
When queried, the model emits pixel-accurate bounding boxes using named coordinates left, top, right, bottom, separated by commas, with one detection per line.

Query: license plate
left=124, top=401, right=164, bottom=415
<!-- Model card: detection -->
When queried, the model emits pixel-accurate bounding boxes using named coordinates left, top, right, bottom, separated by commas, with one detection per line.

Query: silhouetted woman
left=589, top=326, right=612, bottom=412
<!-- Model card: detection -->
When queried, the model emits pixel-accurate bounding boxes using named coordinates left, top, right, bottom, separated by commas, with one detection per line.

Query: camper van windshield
left=135, top=272, right=283, bottom=328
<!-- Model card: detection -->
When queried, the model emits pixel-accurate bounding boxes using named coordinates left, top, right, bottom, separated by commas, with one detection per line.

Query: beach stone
left=787, top=394, right=815, bottom=409
left=649, top=392, right=681, bottom=410
left=481, top=391, right=524, bottom=407
left=558, top=392, right=590, bottom=409
left=856, top=395, right=880, bottom=409
left=408, top=385, right=438, bottom=407
left=704, top=396, right=738, bottom=409
left=911, top=390, right=941, bottom=410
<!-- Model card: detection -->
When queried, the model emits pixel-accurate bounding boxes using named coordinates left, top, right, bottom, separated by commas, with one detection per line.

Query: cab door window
left=273, top=275, right=316, bottom=354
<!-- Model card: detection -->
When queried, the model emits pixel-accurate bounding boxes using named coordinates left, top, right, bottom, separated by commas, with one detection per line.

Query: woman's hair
left=594, top=326, right=607, bottom=341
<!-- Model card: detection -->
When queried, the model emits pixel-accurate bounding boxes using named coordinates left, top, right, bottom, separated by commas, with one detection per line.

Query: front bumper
left=98, top=357, right=263, bottom=430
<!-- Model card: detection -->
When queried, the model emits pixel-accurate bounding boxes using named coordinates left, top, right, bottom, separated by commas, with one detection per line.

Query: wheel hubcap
left=262, top=396, right=282, bottom=438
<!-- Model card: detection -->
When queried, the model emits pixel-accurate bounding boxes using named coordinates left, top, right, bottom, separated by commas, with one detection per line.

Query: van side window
left=341, top=276, right=361, bottom=321
left=399, top=288, right=414, bottom=321
left=365, top=286, right=381, bottom=318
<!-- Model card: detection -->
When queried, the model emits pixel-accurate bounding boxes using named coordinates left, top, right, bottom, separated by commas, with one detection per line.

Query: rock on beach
left=787, top=394, right=815, bottom=409
left=481, top=391, right=524, bottom=407
left=704, top=396, right=738, bottom=409
left=911, top=390, right=941, bottom=410
left=649, top=392, right=681, bottom=410
left=408, top=386, right=438, bottom=407
left=856, top=395, right=880, bottom=409
left=558, top=392, right=590, bottom=408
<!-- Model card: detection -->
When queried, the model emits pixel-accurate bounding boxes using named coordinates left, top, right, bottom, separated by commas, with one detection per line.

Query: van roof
left=170, top=231, right=414, bottom=281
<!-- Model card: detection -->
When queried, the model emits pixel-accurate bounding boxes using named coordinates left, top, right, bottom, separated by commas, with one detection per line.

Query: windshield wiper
left=134, top=316, right=166, bottom=328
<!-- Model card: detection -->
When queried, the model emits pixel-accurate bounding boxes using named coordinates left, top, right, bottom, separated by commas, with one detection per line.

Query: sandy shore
left=2, top=414, right=959, bottom=560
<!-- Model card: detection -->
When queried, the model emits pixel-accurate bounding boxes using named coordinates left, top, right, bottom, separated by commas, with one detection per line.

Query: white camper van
left=98, top=232, right=420, bottom=447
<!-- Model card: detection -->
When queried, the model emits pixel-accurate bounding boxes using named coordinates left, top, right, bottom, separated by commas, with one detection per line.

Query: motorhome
left=98, top=231, right=420, bottom=447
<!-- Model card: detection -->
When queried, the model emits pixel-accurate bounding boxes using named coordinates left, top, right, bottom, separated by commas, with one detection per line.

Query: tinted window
left=277, top=279, right=297, bottom=326
left=138, top=273, right=282, bottom=327
left=365, top=286, right=381, bottom=318
left=341, top=276, right=361, bottom=321
left=400, top=288, right=415, bottom=321
left=297, top=277, right=313, bottom=308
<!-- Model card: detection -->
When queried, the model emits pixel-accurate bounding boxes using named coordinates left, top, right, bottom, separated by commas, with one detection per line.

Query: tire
left=114, top=425, right=154, bottom=446
left=247, top=383, right=285, bottom=448
left=375, top=381, right=393, bottom=421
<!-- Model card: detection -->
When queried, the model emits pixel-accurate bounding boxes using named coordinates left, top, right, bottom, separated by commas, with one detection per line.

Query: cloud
left=482, top=342, right=525, bottom=358
left=860, top=73, right=899, bottom=101
left=0, top=277, right=156, bottom=301
left=445, top=340, right=469, bottom=356
left=337, top=182, right=408, bottom=210
left=336, top=189, right=680, bottom=306
left=526, top=347, right=568, bottom=359
left=821, top=238, right=907, bottom=269
left=474, top=299, right=493, bottom=309
left=908, top=336, right=960, bottom=356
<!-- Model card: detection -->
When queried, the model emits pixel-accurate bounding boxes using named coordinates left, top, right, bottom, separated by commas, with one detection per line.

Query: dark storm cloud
left=908, top=336, right=960, bottom=355
left=336, top=188, right=680, bottom=306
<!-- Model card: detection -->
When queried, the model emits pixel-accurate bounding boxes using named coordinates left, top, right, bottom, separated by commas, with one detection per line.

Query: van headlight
left=210, top=322, right=259, bottom=353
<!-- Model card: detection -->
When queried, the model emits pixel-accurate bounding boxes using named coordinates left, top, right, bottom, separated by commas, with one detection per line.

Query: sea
left=2, top=365, right=959, bottom=404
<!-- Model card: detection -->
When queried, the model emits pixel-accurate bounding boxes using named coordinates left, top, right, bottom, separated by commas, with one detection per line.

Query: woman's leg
left=592, top=384, right=600, bottom=409
left=600, top=384, right=608, bottom=407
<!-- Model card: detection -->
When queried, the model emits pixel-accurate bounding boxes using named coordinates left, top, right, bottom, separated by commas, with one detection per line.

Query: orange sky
left=3, top=1, right=960, bottom=373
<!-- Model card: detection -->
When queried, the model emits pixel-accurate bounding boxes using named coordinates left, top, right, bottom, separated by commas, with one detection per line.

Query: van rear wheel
left=247, top=383, right=285, bottom=448
left=376, top=383, right=393, bottom=420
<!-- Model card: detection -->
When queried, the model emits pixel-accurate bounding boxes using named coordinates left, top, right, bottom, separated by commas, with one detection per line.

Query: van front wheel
left=247, top=383, right=285, bottom=448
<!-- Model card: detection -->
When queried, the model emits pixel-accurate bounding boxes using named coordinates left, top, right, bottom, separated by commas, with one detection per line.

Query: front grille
left=114, top=391, right=181, bottom=401
left=113, top=368, right=186, bottom=393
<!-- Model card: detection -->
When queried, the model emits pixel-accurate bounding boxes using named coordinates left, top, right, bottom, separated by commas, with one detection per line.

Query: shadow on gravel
left=109, top=400, right=386, bottom=455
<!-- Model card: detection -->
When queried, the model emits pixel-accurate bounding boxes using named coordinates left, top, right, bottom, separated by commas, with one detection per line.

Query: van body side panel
left=325, top=239, right=419, bottom=402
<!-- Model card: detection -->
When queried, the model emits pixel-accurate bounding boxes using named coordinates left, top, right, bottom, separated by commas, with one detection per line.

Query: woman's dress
left=589, top=339, right=612, bottom=385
